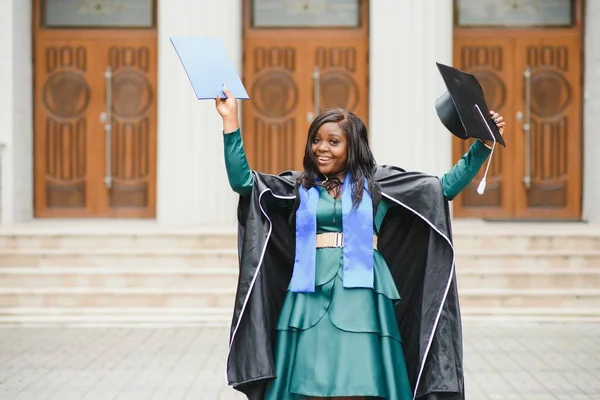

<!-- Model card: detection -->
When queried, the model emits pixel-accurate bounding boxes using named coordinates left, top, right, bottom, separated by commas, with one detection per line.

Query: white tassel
left=474, top=105, right=497, bottom=196
left=477, top=149, right=494, bottom=195
left=477, top=178, right=486, bottom=195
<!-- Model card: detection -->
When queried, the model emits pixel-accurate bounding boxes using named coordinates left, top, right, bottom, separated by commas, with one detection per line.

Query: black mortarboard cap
left=435, top=62, right=505, bottom=147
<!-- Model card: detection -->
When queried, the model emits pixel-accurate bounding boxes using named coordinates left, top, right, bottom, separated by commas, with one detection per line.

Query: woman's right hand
left=215, top=86, right=239, bottom=133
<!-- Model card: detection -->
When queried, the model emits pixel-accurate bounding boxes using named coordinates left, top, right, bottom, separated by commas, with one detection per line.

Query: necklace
left=319, top=176, right=343, bottom=222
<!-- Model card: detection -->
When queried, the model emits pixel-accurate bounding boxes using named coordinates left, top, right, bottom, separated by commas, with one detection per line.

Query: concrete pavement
left=0, top=321, right=598, bottom=399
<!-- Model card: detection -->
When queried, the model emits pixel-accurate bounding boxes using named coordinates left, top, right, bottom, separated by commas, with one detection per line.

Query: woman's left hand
left=481, top=110, right=505, bottom=147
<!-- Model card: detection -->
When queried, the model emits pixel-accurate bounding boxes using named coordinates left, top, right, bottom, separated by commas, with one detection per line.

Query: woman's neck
left=321, top=172, right=346, bottom=200
left=325, top=171, right=347, bottom=182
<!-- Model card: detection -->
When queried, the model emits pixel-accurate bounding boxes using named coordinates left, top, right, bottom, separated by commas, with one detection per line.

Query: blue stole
left=290, top=173, right=374, bottom=292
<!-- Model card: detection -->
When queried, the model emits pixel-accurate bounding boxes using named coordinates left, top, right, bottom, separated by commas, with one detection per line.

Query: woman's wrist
left=478, top=139, right=492, bottom=150
left=223, top=116, right=240, bottom=134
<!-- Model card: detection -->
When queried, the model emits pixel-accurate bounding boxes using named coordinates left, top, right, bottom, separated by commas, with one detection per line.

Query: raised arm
left=440, top=140, right=491, bottom=201
left=223, top=129, right=254, bottom=197
left=440, top=110, right=505, bottom=201
left=217, top=88, right=254, bottom=197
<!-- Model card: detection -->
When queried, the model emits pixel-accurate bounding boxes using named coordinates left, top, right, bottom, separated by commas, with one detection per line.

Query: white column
left=583, top=0, right=600, bottom=224
left=369, top=0, right=454, bottom=177
left=156, top=0, right=242, bottom=227
left=0, top=1, right=13, bottom=224
left=0, top=0, right=33, bottom=225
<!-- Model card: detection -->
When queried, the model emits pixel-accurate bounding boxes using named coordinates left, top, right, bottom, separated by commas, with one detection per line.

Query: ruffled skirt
left=264, top=248, right=413, bottom=400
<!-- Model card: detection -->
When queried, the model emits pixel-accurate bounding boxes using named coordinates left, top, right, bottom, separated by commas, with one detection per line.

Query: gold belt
left=315, top=232, right=378, bottom=250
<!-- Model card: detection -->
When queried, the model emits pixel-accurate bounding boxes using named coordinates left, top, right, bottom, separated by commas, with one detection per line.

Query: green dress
left=223, top=129, right=491, bottom=399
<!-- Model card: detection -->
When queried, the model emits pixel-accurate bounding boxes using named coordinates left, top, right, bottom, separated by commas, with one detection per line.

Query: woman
left=218, top=88, right=505, bottom=400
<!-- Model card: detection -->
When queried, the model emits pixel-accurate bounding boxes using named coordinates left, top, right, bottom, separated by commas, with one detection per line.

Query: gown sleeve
left=440, top=140, right=492, bottom=201
left=223, top=128, right=254, bottom=197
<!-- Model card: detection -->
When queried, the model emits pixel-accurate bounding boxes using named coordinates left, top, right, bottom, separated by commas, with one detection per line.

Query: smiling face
left=310, top=121, right=348, bottom=179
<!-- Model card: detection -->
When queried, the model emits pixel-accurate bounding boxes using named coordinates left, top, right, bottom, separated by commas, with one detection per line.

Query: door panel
left=242, top=40, right=309, bottom=173
left=513, top=36, right=582, bottom=219
left=100, top=41, right=157, bottom=217
left=34, top=40, right=103, bottom=217
left=311, top=41, right=368, bottom=122
left=452, top=37, right=516, bottom=219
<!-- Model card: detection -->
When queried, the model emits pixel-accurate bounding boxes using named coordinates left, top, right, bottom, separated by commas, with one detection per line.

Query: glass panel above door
left=44, top=0, right=154, bottom=28
left=253, top=0, right=360, bottom=28
left=457, top=0, right=572, bottom=27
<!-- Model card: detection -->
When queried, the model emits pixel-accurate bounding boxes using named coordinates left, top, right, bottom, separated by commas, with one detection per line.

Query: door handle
left=522, top=66, right=532, bottom=190
left=312, top=67, right=321, bottom=118
left=103, top=66, right=113, bottom=189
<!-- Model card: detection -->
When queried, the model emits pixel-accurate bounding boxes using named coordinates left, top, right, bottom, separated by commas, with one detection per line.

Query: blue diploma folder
left=170, top=36, right=249, bottom=100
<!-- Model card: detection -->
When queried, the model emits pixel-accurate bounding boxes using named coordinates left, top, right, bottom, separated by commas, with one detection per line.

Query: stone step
left=452, top=231, right=600, bottom=251
left=2, top=267, right=599, bottom=290
left=1, top=248, right=599, bottom=268
left=0, top=249, right=239, bottom=268
left=0, top=307, right=233, bottom=327
left=0, top=305, right=598, bottom=328
left=1, top=287, right=598, bottom=310
left=461, top=307, right=600, bottom=321
left=0, top=227, right=598, bottom=251
left=456, top=250, right=600, bottom=269
left=0, top=288, right=237, bottom=308
left=458, top=288, right=600, bottom=308
left=0, top=267, right=239, bottom=289
left=0, top=231, right=238, bottom=250
left=456, top=268, right=600, bottom=289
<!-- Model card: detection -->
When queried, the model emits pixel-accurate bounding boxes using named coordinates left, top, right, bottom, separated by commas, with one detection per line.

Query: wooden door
left=33, top=0, right=157, bottom=218
left=242, top=0, right=369, bottom=174
left=513, top=36, right=582, bottom=219
left=452, top=0, right=582, bottom=220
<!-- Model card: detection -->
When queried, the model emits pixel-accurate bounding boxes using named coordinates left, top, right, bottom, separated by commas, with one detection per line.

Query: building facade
left=0, top=0, right=598, bottom=228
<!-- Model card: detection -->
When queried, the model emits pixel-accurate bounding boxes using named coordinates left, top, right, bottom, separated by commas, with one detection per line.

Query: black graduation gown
left=225, top=165, right=464, bottom=400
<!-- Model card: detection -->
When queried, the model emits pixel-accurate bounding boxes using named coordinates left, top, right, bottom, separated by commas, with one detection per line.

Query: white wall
left=0, top=0, right=33, bottom=225
left=156, top=0, right=242, bottom=227
left=369, top=0, right=454, bottom=178
left=583, top=0, right=600, bottom=224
